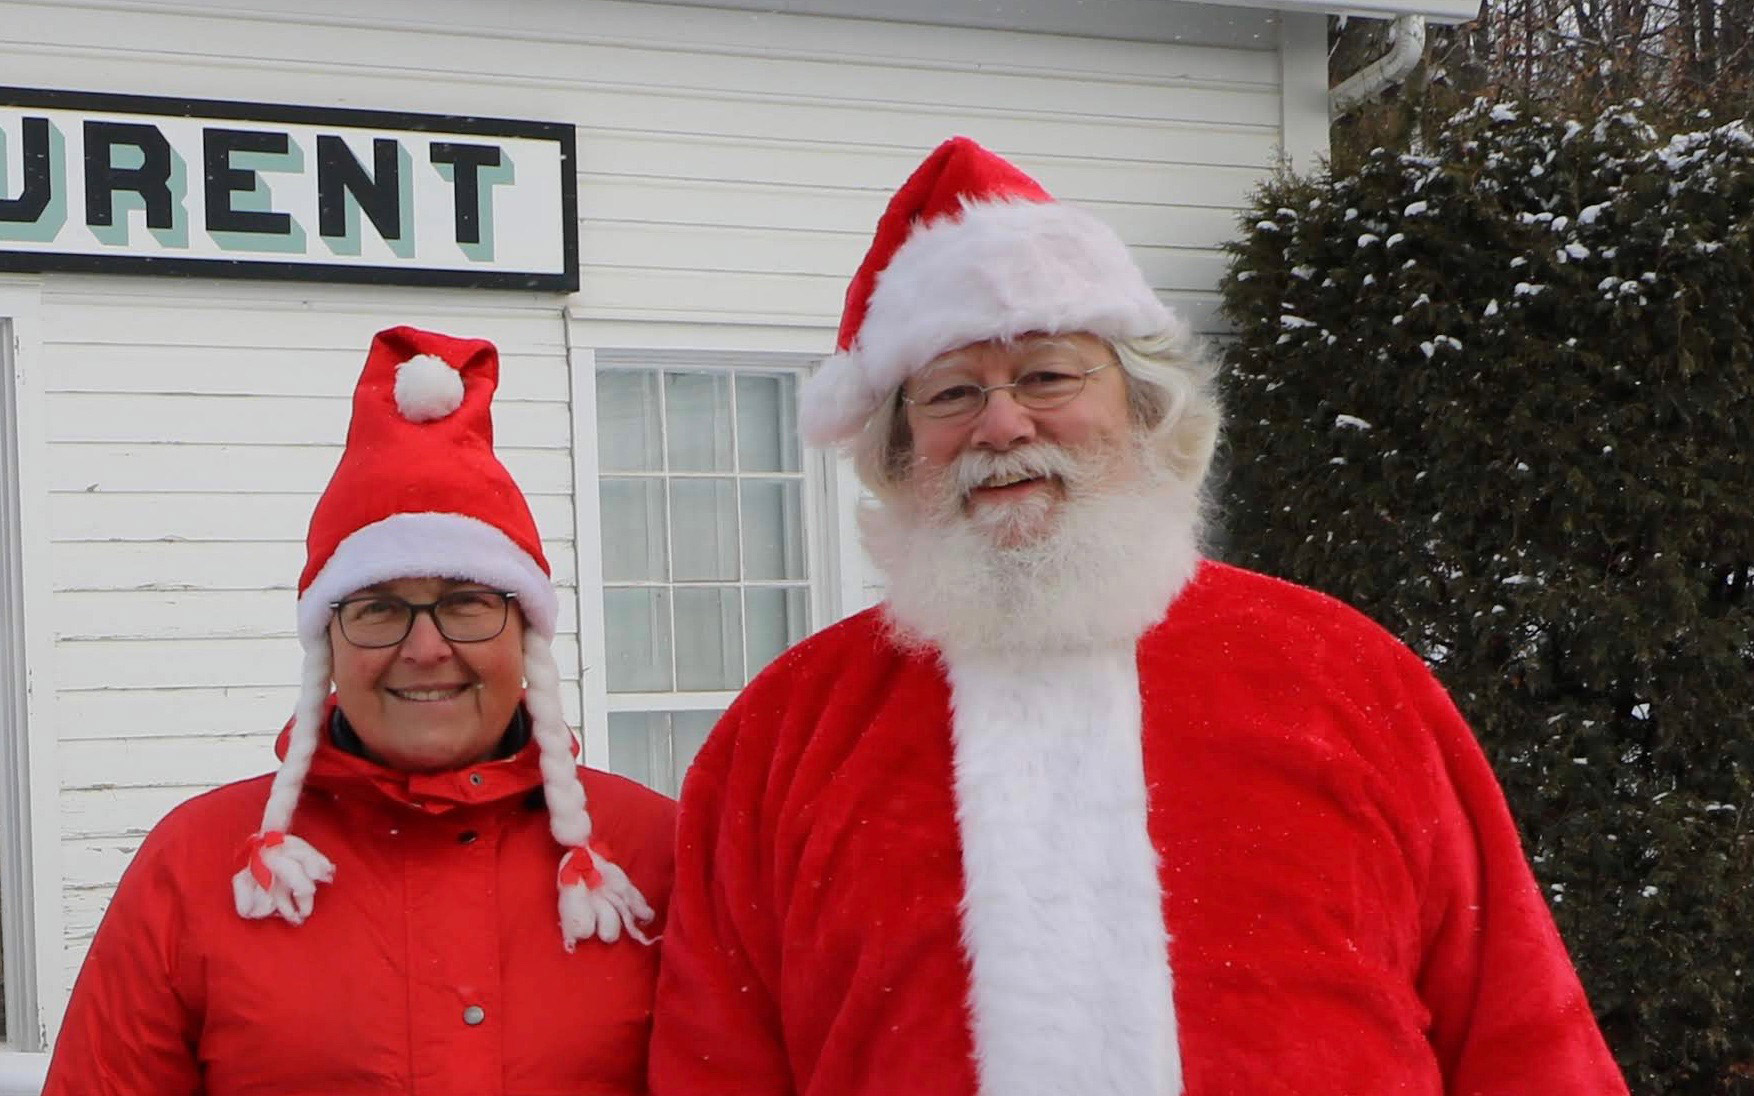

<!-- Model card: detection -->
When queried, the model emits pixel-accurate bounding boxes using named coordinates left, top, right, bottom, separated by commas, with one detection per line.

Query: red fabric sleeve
left=648, top=700, right=795, bottom=1096
left=1401, top=653, right=1629, bottom=1095
left=43, top=821, right=204, bottom=1096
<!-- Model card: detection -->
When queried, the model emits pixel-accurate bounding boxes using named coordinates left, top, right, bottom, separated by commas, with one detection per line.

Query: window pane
left=741, top=479, right=806, bottom=581
left=744, top=585, right=809, bottom=676
left=604, top=587, right=673, bottom=692
left=665, top=372, right=733, bottom=472
left=599, top=477, right=666, bottom=583
left=674, top=586, right=743, bottom=690
left=670, top=709, right=720, bottom=791
left=597, top=371, right=663, bottom=472
left=608, top=711, right=667, bottom=791
left=670, top=478, right=739, bottom=581
left=736, top=374, right=800, bottom=473
left=606, top=709, right=723, bottom=796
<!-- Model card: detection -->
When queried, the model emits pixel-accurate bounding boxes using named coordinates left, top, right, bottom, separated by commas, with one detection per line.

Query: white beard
left=861, top=436, right=1205, bottom=659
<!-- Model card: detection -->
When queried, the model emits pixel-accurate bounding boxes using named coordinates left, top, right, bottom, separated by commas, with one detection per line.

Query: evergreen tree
left=1219, top=100, right=1754, bottom=1093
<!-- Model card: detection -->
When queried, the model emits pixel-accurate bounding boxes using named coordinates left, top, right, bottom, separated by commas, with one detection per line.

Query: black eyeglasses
left=329, top=590, right=518, bottom=649
left=902, top=361, right=1114, bottom=422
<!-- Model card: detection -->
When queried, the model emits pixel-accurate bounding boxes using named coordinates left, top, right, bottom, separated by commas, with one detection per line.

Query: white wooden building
left=0, top=0, right=1471, bottom=1079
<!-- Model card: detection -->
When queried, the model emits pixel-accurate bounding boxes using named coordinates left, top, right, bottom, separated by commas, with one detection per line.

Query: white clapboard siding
left=577, top=221, right=1235, bottom=292
left=43, top=340, right=572, bottom=402
left=46, top=393, right=573, bottom=446
left=577, top=131, right=1276, bottom=207
left=36, top=287, right=569, bottom=357
left=575, top=265, right=1228, bottom=335
left=0, top=1, right=1284, bottom=112
left=55, top=686, right=301, bottom=741
left=49, top=491, right=577, bottom=544
left=49, top=539, right=580, bottom=592
left=47, top=444, right=574, bottom=496
left=579, top=175, right=1247, bottom=251
left=62, top=786, right=207, bottom=841
left=59, top=734, right=284, bottom=791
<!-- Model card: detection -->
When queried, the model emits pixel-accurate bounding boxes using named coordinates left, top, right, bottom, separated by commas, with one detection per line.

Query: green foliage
left=1218, top=100, right=1754, bottom=1093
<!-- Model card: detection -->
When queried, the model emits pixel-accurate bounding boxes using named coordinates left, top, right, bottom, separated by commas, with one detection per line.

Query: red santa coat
left=46, top=720, right=675, bottom=1096
left=648, top=562, right=1626, bottom=1096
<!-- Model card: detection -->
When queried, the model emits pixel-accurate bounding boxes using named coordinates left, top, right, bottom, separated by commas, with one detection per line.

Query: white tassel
left=557, top=845, right=657, bottom=949
left=525, top=632, right=656, bottom=949
left=232, top=832, right=336, bottom=924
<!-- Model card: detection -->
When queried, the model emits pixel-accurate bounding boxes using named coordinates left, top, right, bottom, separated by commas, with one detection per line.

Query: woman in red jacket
left=44, top=327, right=675, bottom=1095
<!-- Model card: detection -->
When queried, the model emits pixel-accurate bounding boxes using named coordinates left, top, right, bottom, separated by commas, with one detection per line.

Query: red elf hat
left=294, top=325, right=559, bottom=644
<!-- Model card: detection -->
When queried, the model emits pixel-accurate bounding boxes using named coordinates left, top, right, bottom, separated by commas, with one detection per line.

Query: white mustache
left=950, top=445, right=1082, bottom=498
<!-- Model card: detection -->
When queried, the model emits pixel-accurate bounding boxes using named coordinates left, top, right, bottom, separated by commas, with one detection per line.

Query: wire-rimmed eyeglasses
left=329, top=589, right=519, bottom=649
left=901, top=361, right=1114, bottom=422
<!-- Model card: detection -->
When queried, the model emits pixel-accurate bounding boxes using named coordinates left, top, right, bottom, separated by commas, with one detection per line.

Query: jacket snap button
left=468, top=772, right=484, bottom=786
left=457, top=830, right=479, bottom=845
left=463, top=1005, right=486, bottom=1026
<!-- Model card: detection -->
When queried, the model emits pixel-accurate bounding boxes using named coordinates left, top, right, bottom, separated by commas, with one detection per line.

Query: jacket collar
left=274, top=695, right=556, bottom=815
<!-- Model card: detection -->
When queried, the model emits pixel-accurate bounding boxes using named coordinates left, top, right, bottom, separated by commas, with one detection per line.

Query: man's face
left=900, top=333, right=1135, bottom=544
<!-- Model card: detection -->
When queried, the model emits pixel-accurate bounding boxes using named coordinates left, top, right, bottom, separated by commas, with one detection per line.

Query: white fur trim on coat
left=801, top=198, right=1173, bottom=445
left=298, top=512, right=559, bottom=645
left=947, top=648, right=1182, bottom=1096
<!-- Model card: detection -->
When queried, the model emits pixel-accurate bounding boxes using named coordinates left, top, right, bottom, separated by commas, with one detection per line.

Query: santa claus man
left=647, top=137, right=1627, bottom=1096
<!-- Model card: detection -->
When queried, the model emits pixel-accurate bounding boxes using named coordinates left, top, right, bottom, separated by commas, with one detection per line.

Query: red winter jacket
left=45, top=722, right=675, bottom=1096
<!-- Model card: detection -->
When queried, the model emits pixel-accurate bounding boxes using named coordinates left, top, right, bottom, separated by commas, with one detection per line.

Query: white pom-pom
left=394, top=354, right=465, bottom=422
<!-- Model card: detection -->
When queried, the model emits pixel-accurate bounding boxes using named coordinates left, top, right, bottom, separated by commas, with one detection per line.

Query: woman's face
left=328, top=576, right=526, bottom=773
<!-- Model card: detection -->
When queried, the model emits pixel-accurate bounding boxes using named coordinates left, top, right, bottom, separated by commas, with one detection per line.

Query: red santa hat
left=231, top=326, right=653, bottom=950
left=799, top=136, right=1175, bottom=445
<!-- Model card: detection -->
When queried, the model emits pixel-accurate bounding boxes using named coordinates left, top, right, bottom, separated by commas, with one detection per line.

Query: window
left=593, top=354, right=820, bottom=795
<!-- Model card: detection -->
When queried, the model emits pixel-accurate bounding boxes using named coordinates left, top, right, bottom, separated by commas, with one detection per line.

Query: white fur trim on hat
left=298, top=512, right=560, bottom=645
left=394, top=354, right=466, bottom=422
left=800, top=198, right=1173, bottom=446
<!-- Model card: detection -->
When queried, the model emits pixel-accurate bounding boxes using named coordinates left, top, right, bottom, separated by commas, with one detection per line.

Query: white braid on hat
left=523, top=633, right=655, bottom=947
left=230, top=644, right=335, bottom=924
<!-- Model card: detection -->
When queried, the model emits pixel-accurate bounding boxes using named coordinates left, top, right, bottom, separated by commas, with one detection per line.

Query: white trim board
left=1190, top=0, right=1478, bottom=20
left=0, top=282, right=64, bottom=1052
left=566, top=330, right=612, bottom=770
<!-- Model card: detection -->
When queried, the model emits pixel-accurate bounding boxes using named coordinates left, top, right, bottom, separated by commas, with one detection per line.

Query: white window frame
left=566, top=330, right=839, bottom=775
left=0, top=281, right=62, bottom=1088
